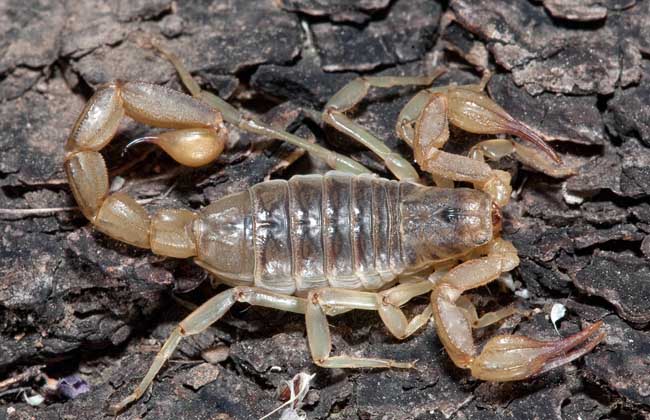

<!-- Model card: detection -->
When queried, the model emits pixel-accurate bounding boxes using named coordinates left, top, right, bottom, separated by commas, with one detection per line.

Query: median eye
left=435, top=207, right=461, bottom=224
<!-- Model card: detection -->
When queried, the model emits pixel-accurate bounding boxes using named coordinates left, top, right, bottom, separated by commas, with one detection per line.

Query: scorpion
left=63, top=43, right=605, bottom=414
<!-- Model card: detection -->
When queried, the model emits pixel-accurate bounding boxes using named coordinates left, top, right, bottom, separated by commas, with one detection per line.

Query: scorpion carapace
left=63, top=43, right=605, bottom=414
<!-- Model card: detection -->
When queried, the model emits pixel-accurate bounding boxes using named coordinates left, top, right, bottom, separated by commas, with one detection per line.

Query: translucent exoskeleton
left=62, top=42, right=605, bottom=414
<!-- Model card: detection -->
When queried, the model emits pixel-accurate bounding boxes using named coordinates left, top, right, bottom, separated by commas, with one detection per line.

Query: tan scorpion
left=63, top=43, right=605, bottom=413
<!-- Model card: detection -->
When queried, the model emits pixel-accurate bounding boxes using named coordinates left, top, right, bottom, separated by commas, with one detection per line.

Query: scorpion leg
left=456, top=295, right=524, bottom=329
left=376, top=280, right=434, bottom=340
left=152, top=42, right=370, bottom=175
left=322, top=71, right=445, bottom=181
left=110, top=286, right=307, bottom=414
left=465, top=69, right=492, bottom=92
left=394, top=71, right=491, bottom=147
left=431, top=239, right=606, bottom=381
left=396, top=89, right=435, bottom=146
left=306, top=288, right=416, bottom=368
left=411, top=92, right=513, bottom=206
left=376, top=260, right=457, bottom=336
left=396, top=90, right=454, bottom=188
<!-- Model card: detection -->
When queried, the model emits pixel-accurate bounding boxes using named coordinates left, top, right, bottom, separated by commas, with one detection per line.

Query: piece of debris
left=562, top=182, right=585, bottom=205
left=260, top=372, right=316, bottom=420
left=181, top=363, right=221, bottom=391
left=550, top=303, right=567, bottom=335
left=57, top=375, right=90, bottom=400
left=201, top=345, right=230, bottom=364
left=23, top=392, right=45, bottom=406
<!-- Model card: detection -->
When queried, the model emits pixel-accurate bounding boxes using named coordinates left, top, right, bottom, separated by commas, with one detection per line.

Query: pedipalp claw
left=447, top=88, right=562, bottom=164
left=470, top=320, right=605, bottom=382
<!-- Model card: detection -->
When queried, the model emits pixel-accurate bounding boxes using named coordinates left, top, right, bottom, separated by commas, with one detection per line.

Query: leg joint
left=232, top=286, right=253, bottom=302
left=177, top=324, right=187, bottom=337
left=308, top=290, right=321, bottom=305
left=380, top=293, right=394, bottom=307
left=324, top=107, right=339, bottom=117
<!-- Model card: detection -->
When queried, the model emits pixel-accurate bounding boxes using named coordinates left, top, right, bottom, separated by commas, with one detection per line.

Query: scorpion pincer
left=63, top=43, right=605, bottom=413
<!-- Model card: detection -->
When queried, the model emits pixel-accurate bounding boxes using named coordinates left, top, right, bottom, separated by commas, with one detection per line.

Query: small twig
left=137, top=180, right=178, bottom=204
left=124, top=166, right=184, bottom=189
left=109, top=147, right=156, bottom=177
left=0, top=365, right=45, bottom=392
left=168, top=359, right=202, bottom=365
left=0, top=182, right=178, bottom=219
left=171, top=293, right=199, bottom=312
left=0, top=206, right=78, bottom=216
left=5, top=148, right=155, bottom=190
left=0, top=145, right=163, bottom=219
left=17, top=178, right=68, bottom=186
left=0, top=386, right=31, bottom=399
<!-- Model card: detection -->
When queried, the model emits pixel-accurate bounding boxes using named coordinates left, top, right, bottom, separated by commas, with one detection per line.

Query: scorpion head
left=400, top=186, right=497, bottom=266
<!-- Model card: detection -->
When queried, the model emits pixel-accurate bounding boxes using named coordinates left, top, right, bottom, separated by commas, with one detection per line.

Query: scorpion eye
left=433, top=207, right=460, bottom=224
left=442, top=207, right=460, bottom=224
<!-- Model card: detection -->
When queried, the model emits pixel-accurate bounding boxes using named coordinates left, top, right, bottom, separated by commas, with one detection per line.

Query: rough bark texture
left=1, top=0, right=649, bottom=419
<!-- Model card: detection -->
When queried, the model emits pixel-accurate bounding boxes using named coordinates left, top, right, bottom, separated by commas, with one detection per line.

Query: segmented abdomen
left=195, top=172, right=407, bottom=295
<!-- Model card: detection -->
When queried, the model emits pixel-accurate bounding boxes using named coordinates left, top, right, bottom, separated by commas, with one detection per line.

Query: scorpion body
left=62, top=43, right=605, bottom=414
left=195, top=173, right=494, bottom=294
